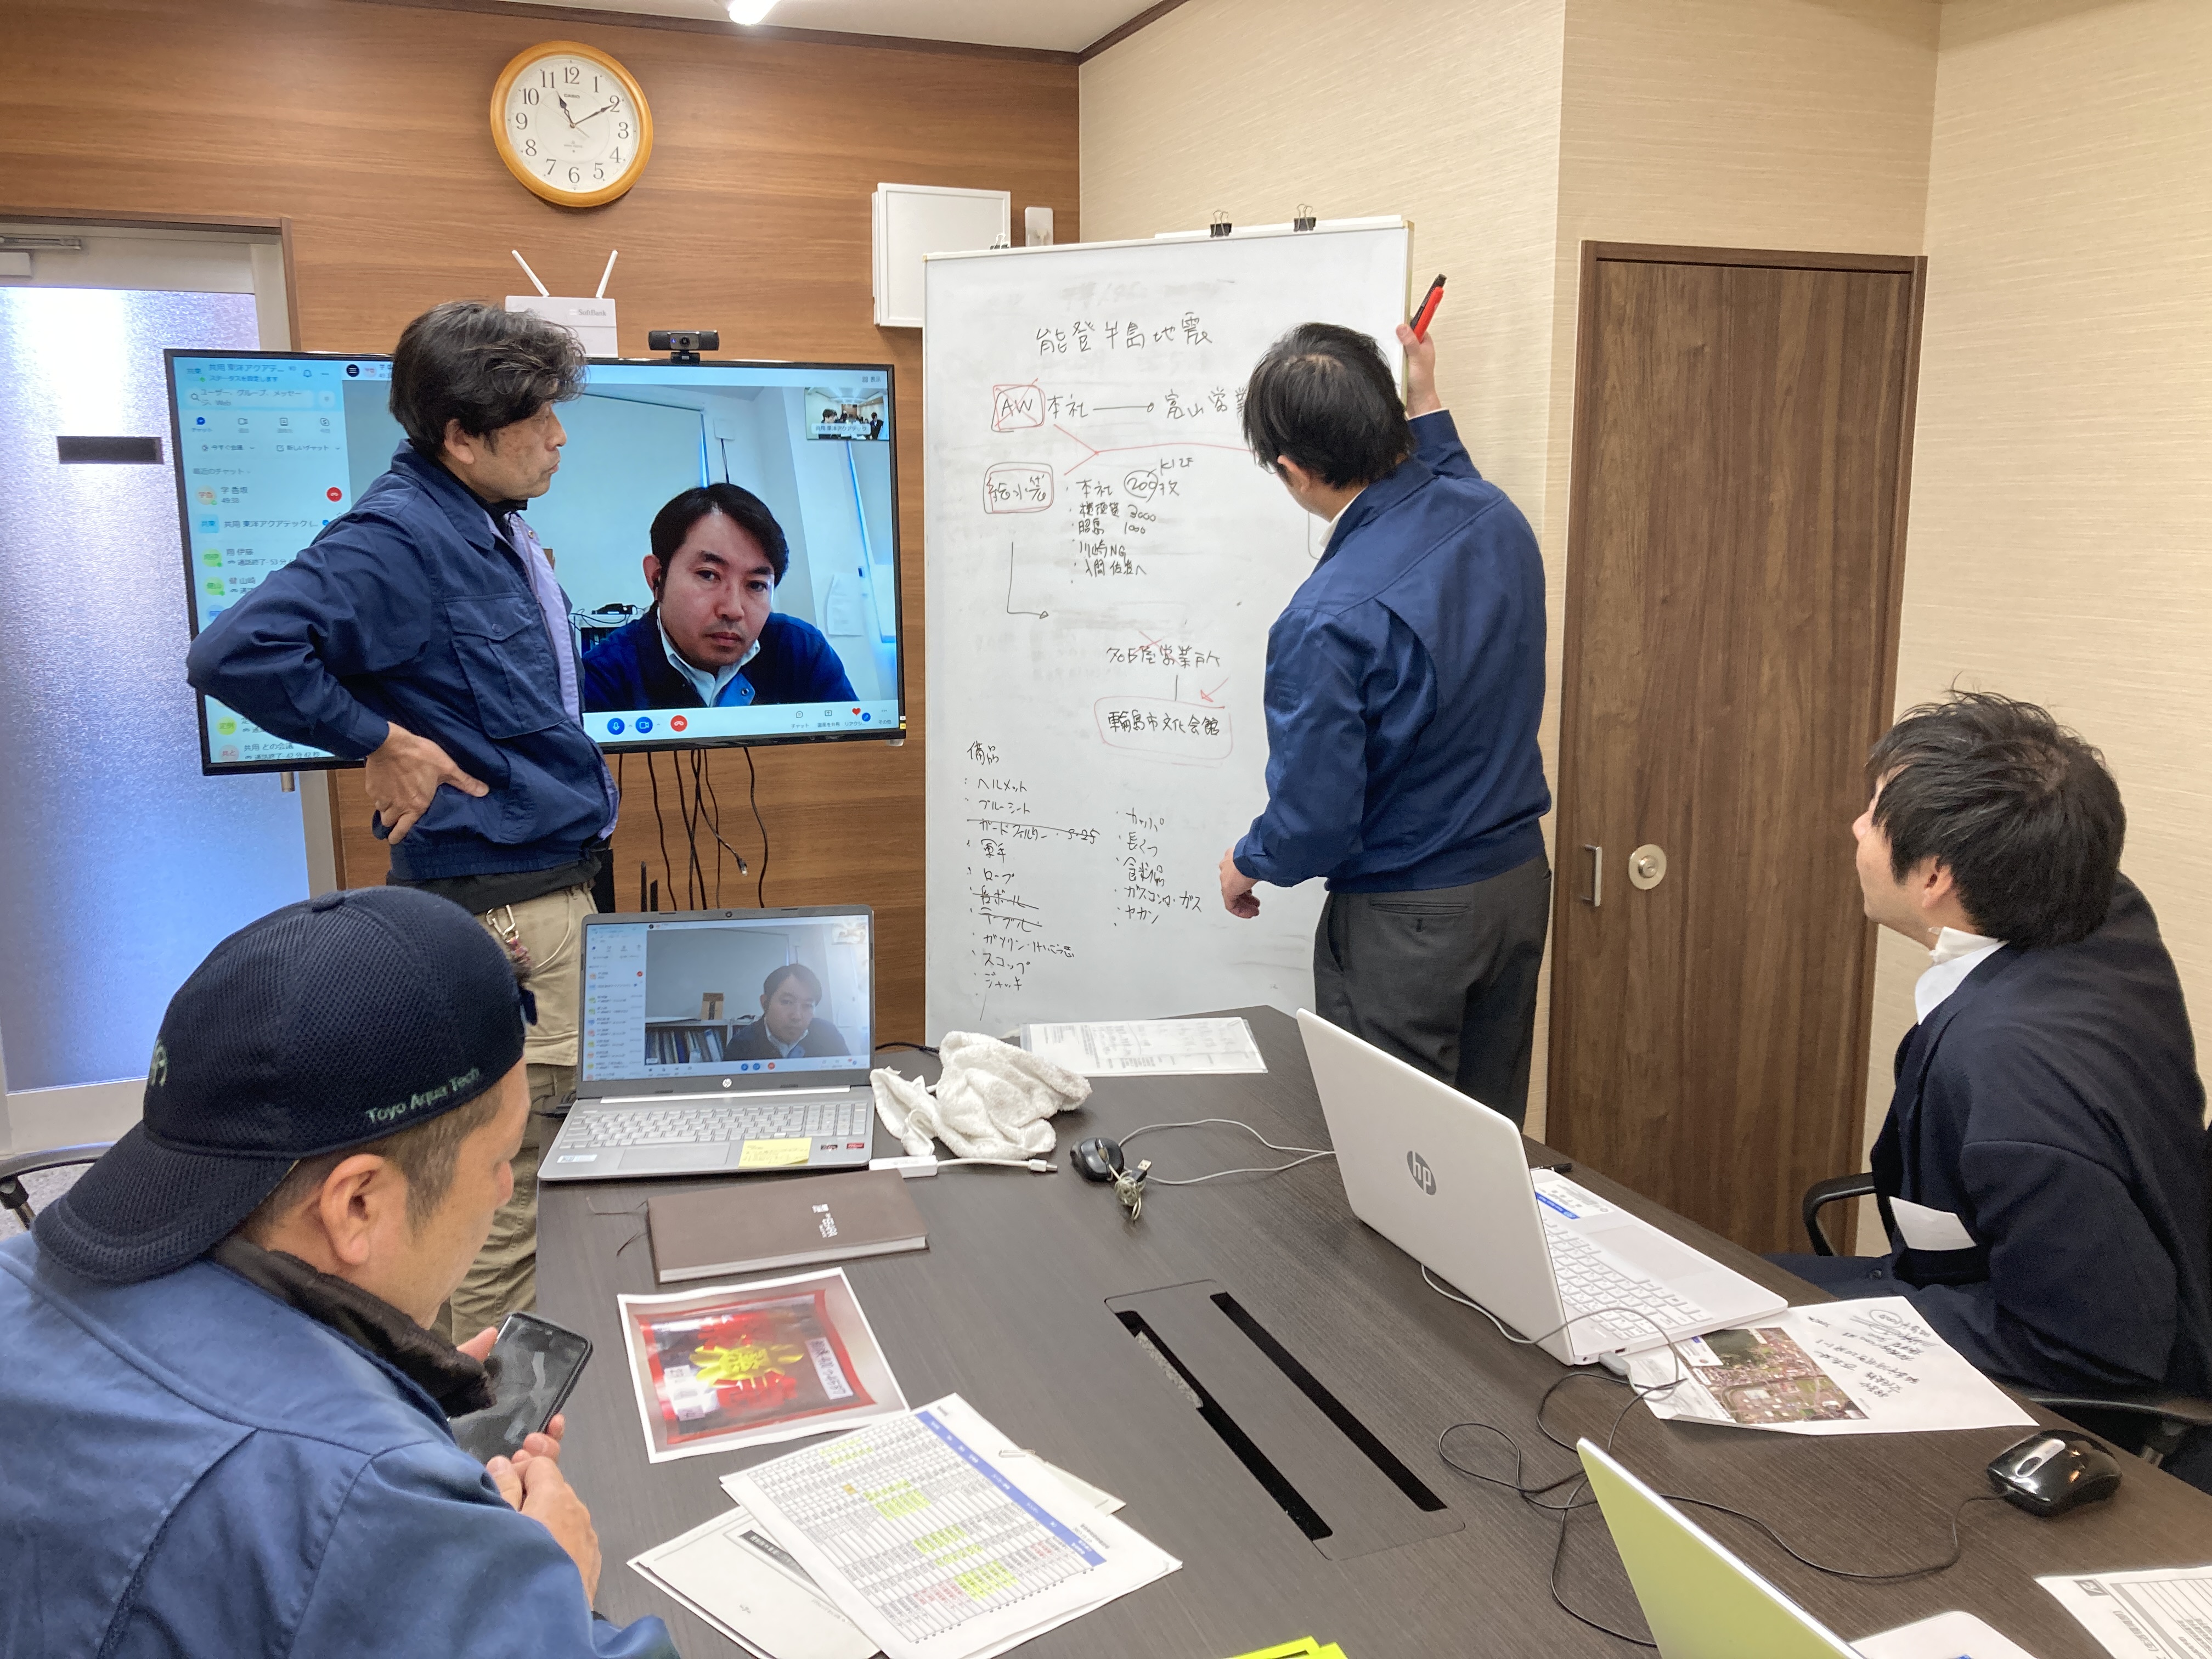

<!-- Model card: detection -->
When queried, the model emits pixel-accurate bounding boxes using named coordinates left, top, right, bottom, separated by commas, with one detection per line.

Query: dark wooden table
left=541, top=1007, right=2212, bottom=1657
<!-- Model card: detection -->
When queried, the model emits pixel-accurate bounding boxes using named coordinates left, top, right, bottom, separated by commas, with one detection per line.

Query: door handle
left=1581, top=844, right=1602, bottom=907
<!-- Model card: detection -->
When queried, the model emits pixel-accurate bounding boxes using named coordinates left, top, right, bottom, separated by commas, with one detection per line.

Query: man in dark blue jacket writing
left=186, top=301, right=616, bottom=1342
left=1220, top=323, right=1550, bottom=1124
left=1775, top=693, right=2212, bottom=1452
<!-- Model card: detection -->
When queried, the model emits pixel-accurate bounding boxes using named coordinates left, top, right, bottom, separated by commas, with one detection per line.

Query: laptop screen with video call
left=578, top=909, right=873, bottom=1089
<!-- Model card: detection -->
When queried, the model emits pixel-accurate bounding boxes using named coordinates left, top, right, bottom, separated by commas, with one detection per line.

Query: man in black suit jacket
left=1774, top=693, right=2212, bottom=1417
left=726, top=963, right=849, bottom=1062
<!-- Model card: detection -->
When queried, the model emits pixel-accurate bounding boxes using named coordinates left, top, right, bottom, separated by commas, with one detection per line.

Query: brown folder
left=647, top=1169, right=928, bottom=1284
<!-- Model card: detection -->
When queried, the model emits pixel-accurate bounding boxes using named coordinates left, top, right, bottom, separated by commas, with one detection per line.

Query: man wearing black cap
left=0, top=889, right=674, bottom=1657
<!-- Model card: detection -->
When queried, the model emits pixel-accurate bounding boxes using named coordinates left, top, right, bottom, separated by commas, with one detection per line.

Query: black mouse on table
left=1068, top=1136, right=1126, bottom=1182
left=1987, top=1430, right=2124, bottom=1516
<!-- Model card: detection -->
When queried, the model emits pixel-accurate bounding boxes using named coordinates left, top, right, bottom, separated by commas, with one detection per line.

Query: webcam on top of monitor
left=647, top=329, right=719, bottom=362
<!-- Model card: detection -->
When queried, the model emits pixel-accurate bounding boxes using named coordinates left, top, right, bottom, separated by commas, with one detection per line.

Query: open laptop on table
left=1297, top=1010, right=1785, bottom=1363
left=1576, top=1439, right=1861, bottom=1657
left=540, top=905, right=879, bottom=1183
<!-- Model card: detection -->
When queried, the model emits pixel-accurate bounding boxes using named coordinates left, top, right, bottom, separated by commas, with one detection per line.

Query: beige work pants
left=439, top=883, right=592, bottom=1345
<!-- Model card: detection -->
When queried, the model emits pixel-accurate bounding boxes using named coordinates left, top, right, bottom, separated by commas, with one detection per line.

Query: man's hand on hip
left=1396, top=323, right=1442, bottom=418
left=1220, top=848, right=1261, bottom=919
left=365, top=721, right=487, bottom=843
left=488, top=1449, right=602, bottom=1601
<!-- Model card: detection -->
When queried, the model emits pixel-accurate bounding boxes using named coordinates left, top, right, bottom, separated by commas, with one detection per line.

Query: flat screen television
left=166, top=349, right=905, bottom=774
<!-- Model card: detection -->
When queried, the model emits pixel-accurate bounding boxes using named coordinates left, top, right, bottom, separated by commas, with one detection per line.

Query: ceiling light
left=726, top=0, right=777, bottom=21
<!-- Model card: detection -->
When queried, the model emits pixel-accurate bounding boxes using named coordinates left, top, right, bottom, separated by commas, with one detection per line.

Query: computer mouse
left=1069, top=1136, right=1126, bottom=1182
left=1986, top=1430, right=2123, bottom=1516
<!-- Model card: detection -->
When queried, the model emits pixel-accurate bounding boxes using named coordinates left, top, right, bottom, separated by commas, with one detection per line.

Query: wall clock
left=490, top=41, right=653, bottom=208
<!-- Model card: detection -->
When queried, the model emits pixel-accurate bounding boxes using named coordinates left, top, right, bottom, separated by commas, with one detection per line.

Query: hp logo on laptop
left=1407, top=1150, right=1436, bottom=1194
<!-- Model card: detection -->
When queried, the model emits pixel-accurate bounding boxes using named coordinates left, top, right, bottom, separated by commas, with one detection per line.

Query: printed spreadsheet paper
left=719, top=1392, right=1180, bottom=1659
left=2041, top=1564, right=2212, bottom=1658
left=1020, top=1018, right=1266, bottom=1076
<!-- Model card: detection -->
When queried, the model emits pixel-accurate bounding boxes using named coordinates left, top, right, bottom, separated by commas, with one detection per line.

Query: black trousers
left=1312, top=852, right=1551, bottom=1127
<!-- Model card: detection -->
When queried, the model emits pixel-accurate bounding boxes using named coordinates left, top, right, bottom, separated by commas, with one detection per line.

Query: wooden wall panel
left=5, top=0, right=1081, bottom=1043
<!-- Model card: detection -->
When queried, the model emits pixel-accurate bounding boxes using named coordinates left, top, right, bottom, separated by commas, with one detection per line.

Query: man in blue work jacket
left=186, top=301, right=616, bottom=1343
left=0, top=888, right=674, bottom=1657
left=1771, top=692, right=2212, bottom=1473
left=1220, top=323, right=1550, bottom=1124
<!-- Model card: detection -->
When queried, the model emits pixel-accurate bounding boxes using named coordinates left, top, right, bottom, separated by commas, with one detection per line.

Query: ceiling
left=502, top=0, right=1167, bottom=54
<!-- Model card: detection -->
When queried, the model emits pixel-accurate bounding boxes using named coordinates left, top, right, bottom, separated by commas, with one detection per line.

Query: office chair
left=0, top=1143, right=112, bottom=1232
left=1803, top=1172, right=2212, bottom=1468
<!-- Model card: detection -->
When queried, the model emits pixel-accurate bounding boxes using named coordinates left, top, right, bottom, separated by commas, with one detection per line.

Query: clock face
left=493, top=44, right=652, bottom=207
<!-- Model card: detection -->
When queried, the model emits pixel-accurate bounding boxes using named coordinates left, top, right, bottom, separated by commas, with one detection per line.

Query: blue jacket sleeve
left=286, top=1442, right=678, bottom=1658
left=1409, top=409, right=1480, bottom=483
left=1233, top=607, right=1375, bottom=887
left=788, top=618, right=859, bottom=702
left=184, top=511, right=431, bottom=759
left=1905, top=1137, right=2179, bottom=1392
left=1900, top=1031, right=2182, bottom=1391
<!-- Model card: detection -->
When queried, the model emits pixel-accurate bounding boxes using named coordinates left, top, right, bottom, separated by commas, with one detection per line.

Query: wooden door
left=1547, top=244, right=1924, bottom=1254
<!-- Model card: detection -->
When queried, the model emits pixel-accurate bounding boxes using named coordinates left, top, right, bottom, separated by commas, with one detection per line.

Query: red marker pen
left=1411, top=274, right=1447, bottom=340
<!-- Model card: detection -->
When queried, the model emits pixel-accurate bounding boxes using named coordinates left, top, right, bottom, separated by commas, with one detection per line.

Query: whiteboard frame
left=924, top=215, right=1409, bottom=268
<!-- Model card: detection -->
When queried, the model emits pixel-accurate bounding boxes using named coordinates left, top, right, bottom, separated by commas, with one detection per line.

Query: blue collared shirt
left=1234, top=411, right=1550, bottom=893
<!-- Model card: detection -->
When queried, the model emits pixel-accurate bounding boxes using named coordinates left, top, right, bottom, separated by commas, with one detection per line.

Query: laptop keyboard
left=562, top=1099, right=870, bottom=1150
left=1541, top=1212, right=1712, bottom=1347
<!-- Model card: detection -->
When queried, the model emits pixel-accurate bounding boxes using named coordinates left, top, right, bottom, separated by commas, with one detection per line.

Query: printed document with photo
left=617, top=1268, right=907, bottom=1463
left=1626, top=1297, right=2034, bottom=1435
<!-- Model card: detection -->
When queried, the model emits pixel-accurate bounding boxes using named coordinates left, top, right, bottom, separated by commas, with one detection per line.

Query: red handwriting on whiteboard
left=991, top=383, right=1044, bottom=431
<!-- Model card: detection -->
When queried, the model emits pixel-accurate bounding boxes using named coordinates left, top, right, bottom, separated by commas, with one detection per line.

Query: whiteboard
left=923, top=223, right=1412, bottom=1037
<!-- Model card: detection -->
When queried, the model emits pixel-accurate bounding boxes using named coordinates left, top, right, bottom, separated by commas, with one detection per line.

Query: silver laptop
left=1297, top=1010, right=1785, bottom=1364
left=541, top=906, right=879, bottom=1182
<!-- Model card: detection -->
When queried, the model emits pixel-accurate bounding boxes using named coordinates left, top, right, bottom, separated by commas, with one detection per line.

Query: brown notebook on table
left=647, top=1168, right=928, bottom=1284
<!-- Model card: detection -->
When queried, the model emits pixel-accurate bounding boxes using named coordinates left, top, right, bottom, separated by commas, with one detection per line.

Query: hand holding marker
left=1412, top=273, right=1446, bottom=340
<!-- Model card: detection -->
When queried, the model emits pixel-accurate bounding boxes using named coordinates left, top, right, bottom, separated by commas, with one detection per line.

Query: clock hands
left=574, top=100, right=618, bottom=125
left=556, top=92, right=580, bottom=129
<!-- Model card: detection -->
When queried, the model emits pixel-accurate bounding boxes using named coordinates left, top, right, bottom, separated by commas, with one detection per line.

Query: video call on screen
left=580, top=915, right=873, bottom=1084
left=171, top=354, right=903, bottom=769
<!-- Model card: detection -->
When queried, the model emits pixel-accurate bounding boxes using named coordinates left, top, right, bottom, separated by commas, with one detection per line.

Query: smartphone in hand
left=450, top=1311, right=592, bottom=1464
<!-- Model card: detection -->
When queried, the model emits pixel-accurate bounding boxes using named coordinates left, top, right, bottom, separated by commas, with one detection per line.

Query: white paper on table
left=720, top=1392, right=1180, bottom=1659
left=1020, top=1017, right=1266, bottom=1076
left=2039, top=1563, right=2212, bottom=1658
left=1853, top=1608, right=2044, bottom=1657
left=630, top=1502, right=877, bottom=1659
left=1626, top=1297, right=2034, bottom=1435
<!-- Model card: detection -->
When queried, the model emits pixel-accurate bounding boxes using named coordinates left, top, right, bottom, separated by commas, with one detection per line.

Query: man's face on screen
left=763, top=979, right=818, bottom=1042
left=650, top=511, right=776, bottom=670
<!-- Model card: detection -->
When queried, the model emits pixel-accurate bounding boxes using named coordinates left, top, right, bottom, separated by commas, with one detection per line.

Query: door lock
left=1629, top=844, right=1668, bottom=890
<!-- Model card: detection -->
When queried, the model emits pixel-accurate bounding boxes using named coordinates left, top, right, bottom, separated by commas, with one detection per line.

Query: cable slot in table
left=1107, top=1280, right=1462, bottom=1559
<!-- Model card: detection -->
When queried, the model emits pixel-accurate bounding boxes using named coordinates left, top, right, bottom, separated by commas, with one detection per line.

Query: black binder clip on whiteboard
left=1208, top=208, right=1232, bottom=239
left=1293, top=203, right=1318, bottom=232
